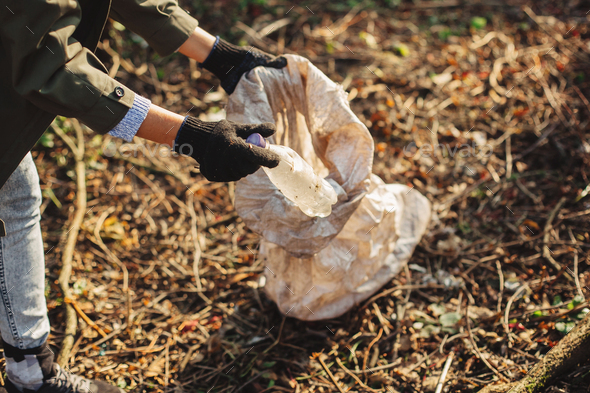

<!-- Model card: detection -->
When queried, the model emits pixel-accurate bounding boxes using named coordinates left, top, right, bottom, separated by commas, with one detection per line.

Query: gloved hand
left=202, top=37, right=287, bottom=94
left=174, top=117, right=280, bottom=182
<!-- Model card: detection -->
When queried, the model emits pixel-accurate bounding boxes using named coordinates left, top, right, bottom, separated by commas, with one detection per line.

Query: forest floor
left=28, top=0, right=590, bottom=392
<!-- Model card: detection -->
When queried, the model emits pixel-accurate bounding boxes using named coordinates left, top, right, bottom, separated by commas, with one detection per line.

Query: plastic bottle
left=246, top=133, right=338, bottom=218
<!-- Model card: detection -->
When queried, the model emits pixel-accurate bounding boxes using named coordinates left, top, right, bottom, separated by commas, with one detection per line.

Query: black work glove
left=202, top=37, right=287, bottom=95
left=174, top=117, right=280, bottom=182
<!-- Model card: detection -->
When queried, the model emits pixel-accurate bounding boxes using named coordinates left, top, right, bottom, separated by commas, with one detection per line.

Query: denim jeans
left=0, top=153, right=50, bottom=349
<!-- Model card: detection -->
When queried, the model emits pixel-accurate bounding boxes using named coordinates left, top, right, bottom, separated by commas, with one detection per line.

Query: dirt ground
left=25, top=0, right=590, bottom=392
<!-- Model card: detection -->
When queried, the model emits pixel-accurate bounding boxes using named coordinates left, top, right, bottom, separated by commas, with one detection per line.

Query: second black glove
left=201, top=37, right=287, bottom=95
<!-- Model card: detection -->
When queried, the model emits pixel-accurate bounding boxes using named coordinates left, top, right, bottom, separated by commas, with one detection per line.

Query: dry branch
left=53, top=120, right=86, bottom=366
left=316, top=355, right=345, bottom=393
left=480, top=313, right=590, bottom=393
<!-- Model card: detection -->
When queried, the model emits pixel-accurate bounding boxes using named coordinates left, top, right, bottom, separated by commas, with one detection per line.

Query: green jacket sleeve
left=0, top=0, right=134, bottom=134
left=110, top=0, right=199, bottom=57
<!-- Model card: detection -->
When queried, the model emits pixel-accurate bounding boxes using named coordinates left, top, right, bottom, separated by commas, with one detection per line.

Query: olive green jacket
left=0, top=0, right=199, bottom=188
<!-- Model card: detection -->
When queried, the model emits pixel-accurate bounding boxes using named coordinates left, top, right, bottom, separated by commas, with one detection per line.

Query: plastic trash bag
left=227, top=55, right=431, bottom=320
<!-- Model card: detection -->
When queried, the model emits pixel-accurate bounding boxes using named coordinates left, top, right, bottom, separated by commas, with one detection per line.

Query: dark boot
left=3, top=341, right=124, bottom=393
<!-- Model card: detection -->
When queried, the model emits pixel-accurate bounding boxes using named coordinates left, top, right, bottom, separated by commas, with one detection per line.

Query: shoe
left=5, top=364, right=125, bottom=393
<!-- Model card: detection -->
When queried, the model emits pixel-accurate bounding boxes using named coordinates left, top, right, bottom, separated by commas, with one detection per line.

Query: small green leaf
left=471, top=17, right=487, bottom=30
left=359, top=31, right=378, bottom=49
left=438, top=28, right=452, bottom=41
left=442, top=326, right=458, bottom=334
left=38, top=133, right=55, bottom=148
left=572, top=295, right=585, bottom=307
left=267, top=380, right=275, bottom=388
left=42, top=188, right=62, bottom=209
left=326, top=41, right=334, bottom=54
left=116, top=377, right=127, bottom=389
left=576, top=308, right=590, bottom=320
left=518, top=22, right=530, bottom=30
left=457, top=222, right=472, bottom=234
left=419, top=325, right=441, bottom=338
left=393, top=43, right=410, bottom=57
left=532, top=310, right=544, bottom=317
left=429, top=303, right=446, bottom=317
left=262, top=361, right=276, bottom=368
left=576, top=184, right=590, bottom=202
left=552, top=295, right=562, bottom=306
left=73, top=280, right=86, bottom=296
left=439, top=312, right=462, bottom=327
left=349, top=340, right=362, bottom=361
left=555, top=321, right=576, bottom=334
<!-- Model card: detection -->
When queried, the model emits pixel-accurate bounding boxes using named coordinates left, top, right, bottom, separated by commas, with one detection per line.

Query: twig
left=406, top=349, right=439, bottom=373
left=187, top=193, right=203, bottom=291
left=496, top=260, right=504, bottom=314
left=232, top=372, right=264, bottom=393
left=515, top=179, right=541, bottom=205
left=263, top=316, right=286, bottom=354
left=67, top=298, right=107, bottom=338
left=79, top=324, right=128, bottom=353
left=372, top=303, right=392, bottom=335
left=92, top=207, right=129, bottom=291
left=54, top=119, right=86, bottom=367
left=436, top=172, right=494, bottom=211
left=573, top=85, right=590, bottom=114
left=434, top=351, right=454, bottom=393
left=91, top=207, right=131, bottom=335
left=506, top=135, right=512, bottom=179
left=360, top=284, right=445, bottom=310
left=543, top=197, right=572, bottom=281
left=362, top=328, right=382, bottom=372
left=504, top=285, right=528, bottom=346
left=512, top=122, right=558, bottom=161
left=392, top=265, right=413, bottom=362
left=574, top=252, right=583, bottom=299
left=164, top=341, right=170, bottom=387
left=352, top=357, right=403, bottom=374
left=316, top=355, right=345, bottom=393
left=179, top=343, right=201, bottom=373
left=522, top=6, right=587, bottom=61
left=568, top=228, right=585, bottom=299
left=532, top=67, right=570, bottom=129
left=561, top=207, right=590, bottom=220
left=465, top=303, right=509, bottom=382
left=335, top=357, right=380, bottom=392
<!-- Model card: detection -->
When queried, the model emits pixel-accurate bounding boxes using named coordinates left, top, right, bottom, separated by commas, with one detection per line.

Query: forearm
left=135, top=105, right=185, bottom=145
left=178, top=26, right=216, bottom=63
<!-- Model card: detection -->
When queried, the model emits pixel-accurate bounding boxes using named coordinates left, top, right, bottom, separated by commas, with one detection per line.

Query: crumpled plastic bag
left=226, top=55, right=431, bottom=320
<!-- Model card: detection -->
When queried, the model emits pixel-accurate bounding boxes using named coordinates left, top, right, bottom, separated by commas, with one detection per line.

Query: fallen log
left=480, top=312, right=590, bottom=393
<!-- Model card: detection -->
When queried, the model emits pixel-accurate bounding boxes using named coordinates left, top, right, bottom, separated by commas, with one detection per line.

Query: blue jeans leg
left=0, top=152, right=50, bottom=349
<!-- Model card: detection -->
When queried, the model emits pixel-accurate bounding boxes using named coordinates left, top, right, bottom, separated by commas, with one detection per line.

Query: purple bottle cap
left=246, top=133, right=267, bottom=148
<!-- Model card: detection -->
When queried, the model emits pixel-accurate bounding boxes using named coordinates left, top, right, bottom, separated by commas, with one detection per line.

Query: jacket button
left=114, top=86, right=125, bottom=97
